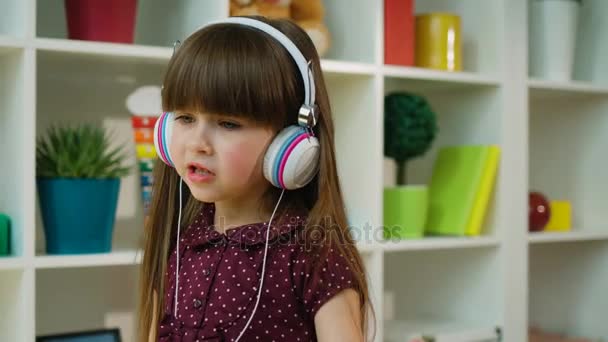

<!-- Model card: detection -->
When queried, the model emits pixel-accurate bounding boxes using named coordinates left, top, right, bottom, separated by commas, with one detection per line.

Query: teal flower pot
left=37, top=178, right=120, bottom=254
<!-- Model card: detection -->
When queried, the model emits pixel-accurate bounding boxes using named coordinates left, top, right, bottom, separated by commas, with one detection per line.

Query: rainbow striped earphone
left=154, top=17, right=320, bottom=190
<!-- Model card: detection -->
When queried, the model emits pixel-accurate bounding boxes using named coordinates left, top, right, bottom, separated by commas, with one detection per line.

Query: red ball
left=529, top=191, right=551, bottom=232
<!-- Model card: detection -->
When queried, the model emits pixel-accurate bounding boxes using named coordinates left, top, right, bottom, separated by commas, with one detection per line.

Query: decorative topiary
left=36, top=123, right=131, bottom=179
left=384, top=92, right=438, bottom=185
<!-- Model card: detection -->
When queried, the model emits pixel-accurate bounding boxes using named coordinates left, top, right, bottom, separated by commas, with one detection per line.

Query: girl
left=138, top=15, right=375, bottom=342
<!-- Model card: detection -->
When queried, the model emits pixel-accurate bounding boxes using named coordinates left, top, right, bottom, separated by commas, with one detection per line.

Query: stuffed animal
left=229, top=0, right=331, bottom=57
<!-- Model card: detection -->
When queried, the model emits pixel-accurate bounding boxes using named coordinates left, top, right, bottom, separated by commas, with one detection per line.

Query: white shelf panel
left=0, top=35, right=24, bottom=50
left=34, top=38, right=378, bottom=77
left=383, top=65, right=501, bottom=87
left=382, top=236, right=500, bottom=253
left=34, top=250, right=142, bottom=269
left=35, top=37, right=173, bottom=60
left=0, top=257, right=25, bottom=270
left=321, top=59, right=377, bottom=76
left=529, top=230, right=608, bottom=244
left=528, top=78, right=608, bottom=99
left=356, top=241, right=378, bottom=254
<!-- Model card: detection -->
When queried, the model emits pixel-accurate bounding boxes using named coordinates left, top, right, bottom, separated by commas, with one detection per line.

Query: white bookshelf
left=1, top=0, right=607, bottom=341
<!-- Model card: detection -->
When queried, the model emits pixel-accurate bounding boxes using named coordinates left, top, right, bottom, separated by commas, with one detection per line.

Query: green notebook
left=425, top=145, right=499, bottom=236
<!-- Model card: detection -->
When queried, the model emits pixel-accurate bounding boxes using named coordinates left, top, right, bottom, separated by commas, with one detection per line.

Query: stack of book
left=425, top=145, right=501, bottom=236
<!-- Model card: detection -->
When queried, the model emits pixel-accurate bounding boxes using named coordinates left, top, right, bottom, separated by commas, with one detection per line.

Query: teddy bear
left=229, top=0, right=331, bottom=57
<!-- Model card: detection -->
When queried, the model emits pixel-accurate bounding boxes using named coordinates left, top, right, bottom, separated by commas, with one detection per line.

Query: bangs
left=161, top=22, right=304, bottom=130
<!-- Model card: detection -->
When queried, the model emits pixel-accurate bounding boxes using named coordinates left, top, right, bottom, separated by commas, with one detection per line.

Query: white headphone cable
left=174, top=177, right=183, bottom=317
left=235, top=188, right=285, bottom=341
left=172, top=180, right=285, bottom=339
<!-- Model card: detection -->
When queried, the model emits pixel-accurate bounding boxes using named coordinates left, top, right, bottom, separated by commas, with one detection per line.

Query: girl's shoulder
left=282, top=234, right=360, bottom=318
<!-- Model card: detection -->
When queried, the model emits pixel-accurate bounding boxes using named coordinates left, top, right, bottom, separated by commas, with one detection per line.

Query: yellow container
left=545, top=201, right=572, bottom=232
left=415, top=13, right=462, bottom=71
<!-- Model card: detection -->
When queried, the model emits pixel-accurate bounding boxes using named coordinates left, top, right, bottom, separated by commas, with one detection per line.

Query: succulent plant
left=36, top=123, right=131, bottom=179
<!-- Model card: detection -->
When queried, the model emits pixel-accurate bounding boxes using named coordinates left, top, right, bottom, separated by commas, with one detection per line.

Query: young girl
left=138, top=15, right=374, bottom=342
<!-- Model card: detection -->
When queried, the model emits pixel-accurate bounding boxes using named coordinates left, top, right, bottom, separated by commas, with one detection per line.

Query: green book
left=425, top=145, right=498, bottom=236
left=0, top=214, right=9, bottom=255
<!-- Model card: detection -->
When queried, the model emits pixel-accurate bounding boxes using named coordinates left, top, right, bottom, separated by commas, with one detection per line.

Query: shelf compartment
left=35, top=49, right=154, bottom=255
left=529, top=242, right=608, bottom=339
left=36, top=0, right=379, bottom=66
left=529, top=230, right=608, bottom=244
left=36, top=267, right=139, bottom=341
left=0, top=48, right=29, bottom=257
left=384, top=248, right=501, bottom=338
left=383, top=80, right=502, bottom=237
left=0, top=269, right=30, bottom=341
left=382, top=236, right=499, bottom=253
left=325, top=73, right=382, bottom=241
left=322, top=0, right=378, bottom=63
left=0, top=0, right=27, bottom=37
left=529, top=96, right=608, bottom=233
left=412, top=0, right=502, bottom=75
left=36, top=0, right=228, bottom=47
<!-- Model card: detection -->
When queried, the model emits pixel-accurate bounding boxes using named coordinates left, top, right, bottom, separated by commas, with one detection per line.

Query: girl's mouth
left=187, top=163, right=215, bottom=183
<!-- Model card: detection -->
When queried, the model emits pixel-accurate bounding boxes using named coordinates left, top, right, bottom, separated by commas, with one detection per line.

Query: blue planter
left=37, top=178, right=120, bottom=254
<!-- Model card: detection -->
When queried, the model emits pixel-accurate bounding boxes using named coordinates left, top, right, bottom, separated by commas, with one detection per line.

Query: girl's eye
left=219, top=121, right=241, bottom=130
left=175, top=115, right=194, bottom=123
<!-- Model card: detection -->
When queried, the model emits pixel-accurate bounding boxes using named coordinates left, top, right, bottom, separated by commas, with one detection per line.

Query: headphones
left=154, top=17, right=321, bottom=190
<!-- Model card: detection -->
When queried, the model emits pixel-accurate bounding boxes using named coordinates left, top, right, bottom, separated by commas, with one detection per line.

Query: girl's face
left=169, top=110, right=276, bottom=204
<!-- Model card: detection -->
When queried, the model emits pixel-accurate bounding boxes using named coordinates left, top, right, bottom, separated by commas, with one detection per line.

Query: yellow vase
left=415, top=13, right=462, bottom=71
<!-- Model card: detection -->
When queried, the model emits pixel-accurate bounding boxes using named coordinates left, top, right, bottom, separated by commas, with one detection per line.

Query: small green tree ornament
left=384, top=92, right=438, bottom=185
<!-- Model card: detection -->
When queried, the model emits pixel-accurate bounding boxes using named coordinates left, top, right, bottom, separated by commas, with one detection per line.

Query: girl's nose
left=188, top=122, right=214, bottom=155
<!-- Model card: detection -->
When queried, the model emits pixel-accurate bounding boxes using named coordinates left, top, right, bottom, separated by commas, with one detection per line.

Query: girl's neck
left=212, top=196, right=274, bottom=234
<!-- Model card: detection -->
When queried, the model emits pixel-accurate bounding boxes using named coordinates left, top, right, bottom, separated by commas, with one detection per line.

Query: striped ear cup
left=153, top=111, right=176, bottom=168
left=263, top=125, right=320, bottom=190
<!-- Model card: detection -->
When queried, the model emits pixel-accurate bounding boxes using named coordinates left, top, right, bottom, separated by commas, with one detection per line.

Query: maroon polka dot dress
left=158, top=203, right=358, bottom=342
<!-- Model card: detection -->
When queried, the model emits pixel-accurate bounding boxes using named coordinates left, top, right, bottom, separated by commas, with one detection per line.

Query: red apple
left=529, top=191, right=551, bottom=232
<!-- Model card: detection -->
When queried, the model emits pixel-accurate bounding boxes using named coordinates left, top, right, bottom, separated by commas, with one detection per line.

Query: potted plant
left=36, top=123, right=131, bottom=254
left=383, top=91, right=438, bottom=239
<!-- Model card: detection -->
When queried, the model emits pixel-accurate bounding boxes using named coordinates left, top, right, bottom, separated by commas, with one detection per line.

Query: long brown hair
left=138, top=16, right=375, bottom=341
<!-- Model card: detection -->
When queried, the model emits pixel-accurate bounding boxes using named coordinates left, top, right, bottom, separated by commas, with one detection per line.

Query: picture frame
left=36, top=328, right=121, bottom=342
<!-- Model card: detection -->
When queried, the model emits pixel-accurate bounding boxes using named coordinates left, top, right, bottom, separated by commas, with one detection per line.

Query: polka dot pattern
left=157, top=203, right=358, bottom=341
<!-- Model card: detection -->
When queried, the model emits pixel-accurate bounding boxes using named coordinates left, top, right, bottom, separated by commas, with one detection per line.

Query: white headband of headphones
left=200, top=17, right=318, bottom=128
